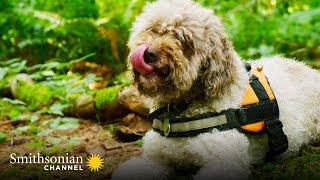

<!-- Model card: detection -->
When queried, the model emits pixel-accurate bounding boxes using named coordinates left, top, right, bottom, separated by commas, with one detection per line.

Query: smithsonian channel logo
left=10, top=153, right=104, bottom=171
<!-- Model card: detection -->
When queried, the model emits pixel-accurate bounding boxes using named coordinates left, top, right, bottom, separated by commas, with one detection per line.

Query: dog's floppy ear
left=201, top=33, right=237, bottom=99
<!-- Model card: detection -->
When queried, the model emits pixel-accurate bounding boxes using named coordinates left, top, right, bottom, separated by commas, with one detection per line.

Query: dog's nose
left=143, top=47, right=157, bottom=64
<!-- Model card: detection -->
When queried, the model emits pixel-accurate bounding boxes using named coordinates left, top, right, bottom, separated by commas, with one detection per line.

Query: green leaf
left=0, top=58, right=21, bottom=66
left=46, top=145, right=59, bottom=156
left=48, top=103, right=69, bottom=116
left=8, top=108, right=22, bottom=119
left=2, top=98, right=26, bottom=106
left=30, top=115, right=39, bottom=123
left=50, top=117, right=62, bottom=129
left=56, top=122, right=78, bottom=130
left=69, top=136, right=82, bottom=146
left=50, top=117, right=79, bottom=130
left=47, top=137, right=62, bottom=145
left=29, top=124, right=39, bottom=134
left=83, top=73, right=97, bottom=85
left=135, top=139, right=144, bottom=146
left=15, top=126, right=30, bottom=133
left=40, top=62, right=60, bottom=70
left=26, top=140, right=44, bottom=149
left=41, top=70, right=55, bottom=77
left=0, top=132, right=6, bottom=142
left=107, top=124, right=118, bottom=132
left=0, top=67, right=9, bottom=79
left=36, top=129, right=53, bottom=137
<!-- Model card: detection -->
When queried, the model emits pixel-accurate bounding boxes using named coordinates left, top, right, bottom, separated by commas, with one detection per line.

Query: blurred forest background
left=1, top=0, right=319, bottom=67
left=0, top=0, right=319, bottom=179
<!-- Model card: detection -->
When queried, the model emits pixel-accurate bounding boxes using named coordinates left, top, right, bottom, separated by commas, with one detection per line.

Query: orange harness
left=240, top=68, right=275, bottom=132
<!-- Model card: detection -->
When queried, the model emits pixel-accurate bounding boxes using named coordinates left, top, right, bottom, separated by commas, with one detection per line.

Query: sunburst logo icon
left=86, top=154, right=104, bottom=172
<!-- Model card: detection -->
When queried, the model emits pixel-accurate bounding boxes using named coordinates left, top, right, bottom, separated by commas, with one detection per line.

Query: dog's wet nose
left=130, top=44, right=154, bottom=75
left=143, top=47, right=157, bottom=64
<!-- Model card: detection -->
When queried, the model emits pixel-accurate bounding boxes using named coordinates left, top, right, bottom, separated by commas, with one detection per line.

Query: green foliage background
left=0, top=0, right=319, bottom=69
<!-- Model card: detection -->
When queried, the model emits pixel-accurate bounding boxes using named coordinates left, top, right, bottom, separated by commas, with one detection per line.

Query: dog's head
left=128, top=0, right=237, bottom=102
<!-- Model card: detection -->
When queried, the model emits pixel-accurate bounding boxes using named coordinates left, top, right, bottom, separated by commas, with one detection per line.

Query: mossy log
left=8, top=74, right=149, bottom=120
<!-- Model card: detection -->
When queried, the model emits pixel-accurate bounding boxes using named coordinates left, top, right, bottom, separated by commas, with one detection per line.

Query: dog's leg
left=192, top=130, right=251, bottom=180
left=193, top=159, right=250, bottom=180
left=112, top=157, right=171, bottom=180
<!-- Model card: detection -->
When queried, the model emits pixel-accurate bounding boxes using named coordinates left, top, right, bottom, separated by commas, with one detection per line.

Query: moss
left=251, top=146, right=320, bottom=179
left=16, top=81, right=55, bottom=110
left=66, top=93, right=82, bottom=105
left=95, top=86, right=121, bottom=109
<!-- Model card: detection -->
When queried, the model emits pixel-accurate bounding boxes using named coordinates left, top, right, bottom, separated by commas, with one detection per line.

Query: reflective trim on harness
left=153, top=115, right=227, bottom=133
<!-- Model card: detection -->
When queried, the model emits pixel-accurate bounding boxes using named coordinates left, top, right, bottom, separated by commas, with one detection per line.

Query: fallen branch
left=0, top=119, right=28, bottom=126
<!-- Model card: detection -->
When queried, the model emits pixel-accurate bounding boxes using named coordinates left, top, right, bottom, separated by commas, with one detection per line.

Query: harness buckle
left=234, top=108, right=248, bottom=125
left=264, top=118, right=288, bottom=160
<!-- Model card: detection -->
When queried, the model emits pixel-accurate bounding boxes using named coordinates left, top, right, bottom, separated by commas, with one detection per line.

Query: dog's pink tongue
left=130, top=44, right=154, bottom=75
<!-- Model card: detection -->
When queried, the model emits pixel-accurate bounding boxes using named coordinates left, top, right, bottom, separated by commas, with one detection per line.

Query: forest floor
left=0, top=114, right=143, bottom=179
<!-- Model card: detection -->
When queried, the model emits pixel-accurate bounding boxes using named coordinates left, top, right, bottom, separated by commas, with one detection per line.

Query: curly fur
left=113, top=0, right=320, bottom=179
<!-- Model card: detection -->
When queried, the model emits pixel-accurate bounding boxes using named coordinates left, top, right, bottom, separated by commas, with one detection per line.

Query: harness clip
left=264, top=118, right=288, bottom=160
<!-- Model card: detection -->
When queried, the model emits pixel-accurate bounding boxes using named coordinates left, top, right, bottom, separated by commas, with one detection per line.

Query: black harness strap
left=250, top=74, right=270, bottom=101
left=264, top=118, right=288, bottom=160
left=149, top=100, right=190, bottom=121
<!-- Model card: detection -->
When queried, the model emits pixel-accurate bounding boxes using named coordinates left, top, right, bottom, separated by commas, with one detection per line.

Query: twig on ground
left=103, top=142, right=138, bottom=151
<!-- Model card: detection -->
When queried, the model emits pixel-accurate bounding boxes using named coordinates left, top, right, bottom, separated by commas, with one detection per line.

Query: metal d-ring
left=163, top=117, right=171, bottom=137
left=163, top=103, right=174, bottom=137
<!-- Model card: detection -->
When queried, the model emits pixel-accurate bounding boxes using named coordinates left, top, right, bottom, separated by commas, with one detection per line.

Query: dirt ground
left=0, top=116, right=143, bottom=179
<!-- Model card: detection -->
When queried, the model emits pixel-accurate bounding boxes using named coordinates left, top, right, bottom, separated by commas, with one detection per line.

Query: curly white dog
left=112, top=0, right=320, bottom=179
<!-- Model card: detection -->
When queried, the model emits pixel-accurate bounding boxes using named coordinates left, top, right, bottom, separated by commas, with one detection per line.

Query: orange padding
left=241, top=69, right=275, bottom=106
left=251, top=69, right=275, bottom=101
left=241, top=121, right=265, bottom=132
